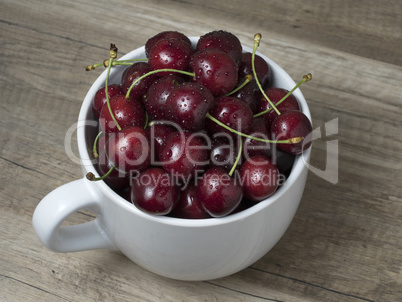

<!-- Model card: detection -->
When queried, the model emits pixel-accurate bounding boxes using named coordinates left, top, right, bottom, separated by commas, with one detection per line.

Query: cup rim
left=77, top=36, right=312, bottom=227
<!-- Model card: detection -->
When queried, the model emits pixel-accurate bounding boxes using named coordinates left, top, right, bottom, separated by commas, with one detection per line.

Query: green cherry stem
left=92, top=131, right=103, bottom=158
left=86, top=167, right=114, bottom=181
left=125, top=69, right=195, bottom=100
left=229, top=139, right=242, bottom=177
left=252, top=33, right=281, bottom=116
left=205, top=113, right=303, bottom=144
left=86, top=58, right=147, bottom=71
left=224, top=74, right=253, bottom=97
left=144, top=112, right=149, bottom=129
left=116, top=59, right=148, bottom=63
left=253, top=73, right=312, bottom=118
left=105, top=45, right=122, bottom=131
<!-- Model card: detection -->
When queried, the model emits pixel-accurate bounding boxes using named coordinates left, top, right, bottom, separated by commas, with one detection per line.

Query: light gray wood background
left=1, top=0, right=401, bottom=301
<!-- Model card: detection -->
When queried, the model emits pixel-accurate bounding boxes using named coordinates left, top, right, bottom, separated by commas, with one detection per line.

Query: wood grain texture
left=1, top=0, right=401, bottom=301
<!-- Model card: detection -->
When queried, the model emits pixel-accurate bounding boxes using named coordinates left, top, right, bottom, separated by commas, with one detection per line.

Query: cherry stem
left=229, top=139, right=242, bottom=177
left=205, top=113, right=303, bottom=144
left=252, top=33, right=281, bottom=116
left=224, top=74, right=253, bottom=97
left=125, top=69, right=195, bottom=100
left=92, top=131, right=103, bottom=158
left=85, top=59, right=146, bottom=71
left=147, top=120, right=168, bottom=128
left=253, top=73, right=312, bottom=118
left=86, top=166, right=114, bottom=181
left=105, top=45, right=122, bottom=131
left=144, top=112, right=149, bottom=129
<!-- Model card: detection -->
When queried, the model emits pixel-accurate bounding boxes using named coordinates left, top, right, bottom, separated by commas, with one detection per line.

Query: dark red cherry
left=145, top=31, right=192, bottom=57
left=159, top=131, right=209, bottom=180
left=121, top=62, right=158, bottom=104
left=170, top=182, right=210, bottom=219
left=242, top=117, right=272, bottom=160
left=144, top=74, right=185, bottom=121
left=99, top=95, right=146, bottom=134
left=165, top=82, right=215, bottom=132
left=238, top=52, right=271, bottom=87
left=148, top=38, right=194, bottom=77
left=131, top=167, right=180, bottom=215
left=270, top=110, right=312, bottom=155
left=190, top=49, right=238, bottom=97
left=232, top=79, right=261, bottom=114
left=197, top=30, right=242, bottom=65
left=96, top=149, right=130, bottom=190
left=208, top=136, right=238, bottom=172
left=257, top=87, right=300, bottom=128
left=206, top=96, right=254, bottom=138
left=240, top=118, right=295, bottom=174
left=239, top=155, right=279, bottom=202
left=92, top=84, right=123, bottom=120
left=105, top=125, right=151, bottom=173
left=146, top=123, right=176, bottom=163
left=197, top=167, right=243, bottom=217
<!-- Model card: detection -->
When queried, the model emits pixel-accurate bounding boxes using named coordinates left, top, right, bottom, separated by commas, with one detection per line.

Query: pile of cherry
left=87, top=30, right=312, bottom=219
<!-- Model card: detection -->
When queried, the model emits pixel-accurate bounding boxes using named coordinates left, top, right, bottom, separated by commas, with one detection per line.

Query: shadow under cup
left=35, top=37, right=312, bottom=281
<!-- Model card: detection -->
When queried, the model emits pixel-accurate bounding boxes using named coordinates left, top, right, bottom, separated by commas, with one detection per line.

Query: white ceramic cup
left=32, top=37, right=311, bottom=281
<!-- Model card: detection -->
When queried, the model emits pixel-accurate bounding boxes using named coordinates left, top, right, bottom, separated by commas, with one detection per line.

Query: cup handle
left=32, top=178, right=116, bottom=252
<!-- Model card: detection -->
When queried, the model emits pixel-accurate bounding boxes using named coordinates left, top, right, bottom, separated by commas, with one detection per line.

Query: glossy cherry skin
left=99, top=95, right=146, bottom=134
left=190, top=49, right=238, bottom=97
left=96, top=149, right=130, bottom=190
left=240, top=118, right=295, bottom=174
left=145, top=31, right=191, bottom=57
left=206, top=96, right=254, bottom=138
left=256, top=87, right=300, bottom=128
left=242, top=117, right=272, bottom=160
left=197, top=167, right=243, bottom=217
left=170, top=182, right=211, bottom=219
left=92, top=84, right=123, bottom=120
left=197, top=30, right=243, bottom=65
left=239, top=155, right=279, bottom=202
left=121, top=62, right=158, bottom=104
left=148, top=38, right=194, bottom=77
left=146, top=123, right=176, bottom=163
left=144, top=74, right=185, bottom=120
left=270, top=110, right=312, bottom=154
left=159, top=131, right=209, bottom=180
left=131, top=167, right=180, bottom=215
left=105, top=126, right=151, bottom=174
left=233, top=79, right=261, bottom=114
left=238, top=52, right=271, bottom=87
left=208, top=135, right=238, bottom=172
left=165, top=82, right=215, bottom=132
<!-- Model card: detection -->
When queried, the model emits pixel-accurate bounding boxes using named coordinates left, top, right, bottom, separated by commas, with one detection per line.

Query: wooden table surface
left=1, top=0, right=401, bottom=301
